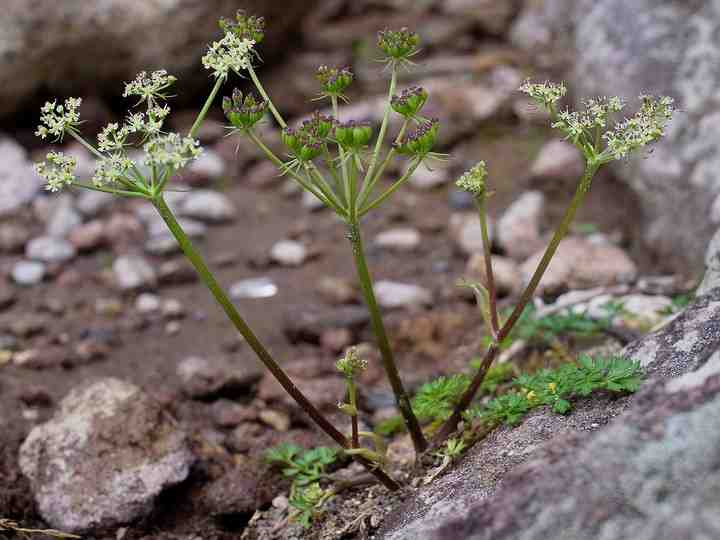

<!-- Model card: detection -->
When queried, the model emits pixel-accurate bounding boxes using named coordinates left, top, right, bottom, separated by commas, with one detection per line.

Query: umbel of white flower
left=34, top=70, right=202, bottom=194
left=202, top=32, right=256, bottom=78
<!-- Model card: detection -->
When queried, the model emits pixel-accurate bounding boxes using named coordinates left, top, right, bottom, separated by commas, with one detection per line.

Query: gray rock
left=374, top=280, right=433, bottom=309
left=283, top=305, right=370, bottom=344
left=0, top=137, right=44, bottom=217
left=229, top=277, right=278, bottom=299
left=134, top=293, right=161, bottom=313
left=301, top=190, right=326, bottom=211
left=186, top=149, right=226, bottom=182
left=178, top=189, right=236, bottom=223
left=439, top=0, right=519, bottom=34
left=496, top=191, right=545, bottom=261
left=520, top=236, right=637, bottom=294
left=270, top=239, right=307, bottom=267
left=408, top=162, right=450, bottom=190
left=12, top=260, right=46, bottom=286
left=76, top=190, right=114, bottom=217
left=25, top=236, right=76, bottom=263
left=571, top=0, right=720, bottom=273
left=0, top=222, right=31, bottom=252
left=465, top=254, right=522, bottom=297
left=374, top=228, right=421, bottom=252
left=529, top=138, right=584, bottom=185
left=18, top=378, right=193, bottom=533
left=176, top=355, right=262, bottom=399
left=45, top=194, right=82, bottom=238
left=379, top=289, right=720, bottom=540
left=113, top=254, right=157, bottom=291
left=0, top=1, right=317, bottom=117
left=698, top=228, right=720, bottom=296
left=449, top=212, right=495, bottom=256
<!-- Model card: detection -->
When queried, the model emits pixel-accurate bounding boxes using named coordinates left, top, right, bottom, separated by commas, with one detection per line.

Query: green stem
left=347, top=220, right=427, bottom=454
left=246, top=130, right=336, bottom=211
left=68, top=130, right=104, bottom=160
left=152, top=195, right=399, bottom=491
left=70, top=182, right=147, bottom=199
left=476, top=195, right=499, bottom=336
left=363, top=69, right=397, bottom=191
left=247, top=65, right=286, bottom=128
left=331, top=96, right=351, bottom=206
left=188, top=76, right=225, bottom=139
left=432, top=162, right=601, bottom=444
left=359, top=158, right=420, bottom=216
left=357, top=118, right=408, bottom=210
left=348, top=380, right=359, bottom=448
left=307, top=162, right=346, bottom=215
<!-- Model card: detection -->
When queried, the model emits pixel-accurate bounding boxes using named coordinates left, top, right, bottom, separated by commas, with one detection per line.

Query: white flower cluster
left=552, top=97, right=626, bottom=145
left=34, top=151, right=77, bottom=192
left=35, top=98, right=83, bottom=140
left=202, top=32, right=256, bottom=78
left=519, top=80, right=567, bottom=110
left=93, top=153, right=135, bottom=187
left=604, top=95, right=675, bottom=160
left=143, top=133, right=202, bottom=170
left=455, top=161, right=488, bottom=196
left=123, top=70, right=177, bottom=106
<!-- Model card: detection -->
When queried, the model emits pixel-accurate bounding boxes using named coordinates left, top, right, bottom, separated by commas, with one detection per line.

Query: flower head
left=456, top=161, right=488, bottom=196
left=281, top=127, right=322, bottom=162
left=394, top=118, right=439, bottom=157
left=603, top=95, right=675, bottom=160
left=35, top=98, right=83, bottom=141
left=92, top=153, right=135, bottom=187
left=519, top=80, right=567, bottom=111
left=391, top=86, right=428, bottom=118
left=97, top=123, right=130, bottom=152
left=378, top=27, right=420, bottom=62
left=219, top=10, right=265, bottom=43
left=300, top=111, right=335, bottom=141
left=223, top=88, right=268, bottom=130
left=34, top=152, right=77, bottom=192
left=334, top=120, right=372, bottom=150
left=123, top=70, right=176, bottom=107
left=143, top=133, right=202, bottom=169
left=335, top=347, right=367, bottom=379
left=316, top=65, right=354, bottom=98
left=202, top=32, right=256, bottom=78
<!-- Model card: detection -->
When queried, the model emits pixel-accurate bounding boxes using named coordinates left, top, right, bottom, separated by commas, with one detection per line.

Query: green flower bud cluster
left=455, top=161, right=488, bottom=197
left=223, top=88, right=268, bottom=130
left=282, top=127, right=324, bottom=162
left=391, top=86, right=428, bottom=118
left=335, top=120, right=373, bottom=150
left=219, top=9, right=265, bottom=43
left=378, top=27, right=420, bottom=62
left=394, top=118, right=439, bottom=158
left=336, top=348, right=368, bottom=379
left=316, top=65, right=354, bottom=97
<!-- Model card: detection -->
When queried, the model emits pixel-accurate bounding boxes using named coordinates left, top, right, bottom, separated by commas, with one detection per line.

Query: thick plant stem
left=153, top=195, right=399, bottom=490
left=347, top=220, right=427, bottom=453
left=476, top=196, right=499, bottom=336
left=432, top=163, right=600, bottom=443
left=189, top=76, right=225, bottom=139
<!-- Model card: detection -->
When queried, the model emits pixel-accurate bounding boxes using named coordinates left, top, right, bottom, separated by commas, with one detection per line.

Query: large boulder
left=19, top=378, right=194, bottom=533
left=0, top=0, right=315, bottom=117
left=572, top=0, right=720, bottom=275
left=378, top=288, right=720, bottom=539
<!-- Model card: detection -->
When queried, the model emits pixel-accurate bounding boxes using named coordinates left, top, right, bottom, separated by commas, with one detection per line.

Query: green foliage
left=265, top=444, right=338, bottom=528
left=412, top=374, right=470, bottom=422
left=659, top=294, right=692, bottom=315
left=468, top=362, right=515, bottom=393
left=466, top=356, right=643, bottom=427
left=511, top=304, right=619, bottom=344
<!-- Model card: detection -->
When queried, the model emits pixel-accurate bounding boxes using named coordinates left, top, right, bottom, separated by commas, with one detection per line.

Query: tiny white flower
left=35, top=152, right=77, bottom=192
left=123, top=70, right=177, bottom=107
left=35, top=97, right=83, bottom=141
left=93, top=152, right=135, bottom=187
left=202, top=33, right=256, bottom=78
left=456, top=161, right=488, bottom=196
left=519, top=80, right=567, bottom=110
left=143, top=133, right=202, bottom=169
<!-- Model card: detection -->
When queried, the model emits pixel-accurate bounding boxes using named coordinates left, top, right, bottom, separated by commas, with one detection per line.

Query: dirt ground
left=0, top=114, right=653, bottom=539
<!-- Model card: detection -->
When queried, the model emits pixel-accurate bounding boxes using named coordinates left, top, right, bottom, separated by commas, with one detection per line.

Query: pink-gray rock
left=0, top=137, right=44, bottom=217
left=529, top=138, right=584, bottom=185
left=374, top=228, right=422, bottom=252
left=18, top=378, right=193, bottom=533
left=465, top=253, right=522, bottom=297
left=520, top=236, right=637, bottom=294
left=449, top=212, right=495, bottom=256
left=0, top=1, right=317, bottom=117
left=178, top=189, right=236, bottom=223
left=113, top=254, right=157, bottom=291
left=375, top=281, right=433, bottom=309
left=25, top=236, right=76, bottom=263
left=496, top=191, right=545, bottom=261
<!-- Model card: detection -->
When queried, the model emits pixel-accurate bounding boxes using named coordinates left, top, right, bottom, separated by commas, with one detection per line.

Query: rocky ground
left=0, top=1, right=712, bottom=539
